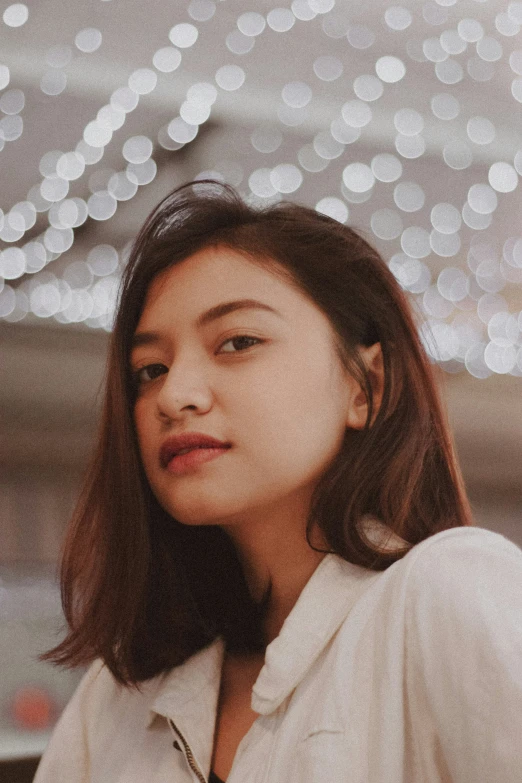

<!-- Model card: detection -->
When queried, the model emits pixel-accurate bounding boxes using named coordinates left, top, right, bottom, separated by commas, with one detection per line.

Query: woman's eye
left=133, top=363, right=167, bottom=385
left=219, top=335, right=263, bottom=353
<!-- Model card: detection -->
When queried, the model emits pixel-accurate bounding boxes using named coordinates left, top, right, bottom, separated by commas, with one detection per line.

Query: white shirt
left=34, top=525, right=522, bottom=783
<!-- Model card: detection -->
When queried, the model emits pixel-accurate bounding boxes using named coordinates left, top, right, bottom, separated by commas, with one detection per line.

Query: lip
left=160, top=432, right=231, bottom=469
left=166, top=446, right=230, bottom=475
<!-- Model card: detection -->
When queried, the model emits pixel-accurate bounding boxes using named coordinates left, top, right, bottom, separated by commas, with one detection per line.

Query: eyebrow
left=131, top=298, right=283, bottom=349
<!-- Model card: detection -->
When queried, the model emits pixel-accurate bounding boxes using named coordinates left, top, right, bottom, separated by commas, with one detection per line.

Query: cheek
left=300, top=376, right=348, bottom=458
left=248, top=377, right=345, bottom=477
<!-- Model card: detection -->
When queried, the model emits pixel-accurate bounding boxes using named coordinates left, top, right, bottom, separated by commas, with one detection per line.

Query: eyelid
left=217, top=333, right=264, bottom=352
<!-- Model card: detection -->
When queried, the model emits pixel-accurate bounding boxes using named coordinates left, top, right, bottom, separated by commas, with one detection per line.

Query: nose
left=155, top=361, right=212, bottom=421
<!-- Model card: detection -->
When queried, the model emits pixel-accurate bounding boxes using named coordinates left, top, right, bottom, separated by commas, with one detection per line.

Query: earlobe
left=345, top=343, right=385, bottom=431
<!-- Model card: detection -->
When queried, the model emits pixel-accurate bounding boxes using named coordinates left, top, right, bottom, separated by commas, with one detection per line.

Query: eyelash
left=131, top=334, right=264, bottom=386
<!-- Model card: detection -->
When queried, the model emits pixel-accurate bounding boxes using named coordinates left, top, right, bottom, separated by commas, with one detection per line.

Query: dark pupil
left=233, top=336, right=254, bottom=350
left=148, top=365, right=164, bottom=379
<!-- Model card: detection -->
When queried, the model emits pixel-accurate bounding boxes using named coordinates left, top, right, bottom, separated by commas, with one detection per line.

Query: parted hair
left=40, top=180, right=472, bottom=689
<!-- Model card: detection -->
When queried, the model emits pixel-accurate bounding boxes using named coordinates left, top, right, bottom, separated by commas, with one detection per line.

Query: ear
left=345, top=342, right=385, bottom=431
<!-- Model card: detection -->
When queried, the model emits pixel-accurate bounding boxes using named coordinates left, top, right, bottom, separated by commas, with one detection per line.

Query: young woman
left=34, top=180, right=522, bottom=783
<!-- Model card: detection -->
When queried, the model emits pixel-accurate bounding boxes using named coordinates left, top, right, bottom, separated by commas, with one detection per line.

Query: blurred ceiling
left=0, top=0, right=521, bottom=369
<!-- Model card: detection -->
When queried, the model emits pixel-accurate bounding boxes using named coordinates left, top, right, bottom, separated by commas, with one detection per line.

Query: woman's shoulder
left=399, top=524, right=522, bottom=588
left=336, top=524, right=522, bottom=621
left=61, top=656, right=165, bottom=735
left=34, top=658, right=172, bottom=782
left=393, top=525, right=522, bottom=642
left=359, top=524, right=522, bottom=603
left=407, top=523, right=521, bottom=557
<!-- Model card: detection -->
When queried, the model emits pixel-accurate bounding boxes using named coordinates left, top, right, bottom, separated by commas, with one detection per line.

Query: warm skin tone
left=131, top=245, right=384, bottom=777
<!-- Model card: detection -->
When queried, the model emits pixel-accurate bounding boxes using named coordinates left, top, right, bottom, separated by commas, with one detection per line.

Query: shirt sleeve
left=33, top=658, right=105, bottom=783
left=405, top=527, right=522, bottom=783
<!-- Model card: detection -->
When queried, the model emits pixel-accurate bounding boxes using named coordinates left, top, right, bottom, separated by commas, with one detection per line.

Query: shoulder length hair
left=40, top=180, right=472, bottom=688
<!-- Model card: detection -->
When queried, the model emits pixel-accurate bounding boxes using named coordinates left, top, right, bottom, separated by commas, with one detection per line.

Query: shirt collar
left=251, top=552, right=380, bottom=714
left=145, top=635, right=226, bottom=779
left=146, top=550, right=381, bottom=730
left=146, top=635, right=225, bottom=729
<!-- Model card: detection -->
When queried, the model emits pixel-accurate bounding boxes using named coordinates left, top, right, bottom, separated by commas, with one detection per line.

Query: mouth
left=160, top=437, right=232, bottom=469
left=165, top=445, right=231, bottom=474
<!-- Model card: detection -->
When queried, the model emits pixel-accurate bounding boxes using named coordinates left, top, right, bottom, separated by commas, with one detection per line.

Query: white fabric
left=33, top=526, right=522, bottom=782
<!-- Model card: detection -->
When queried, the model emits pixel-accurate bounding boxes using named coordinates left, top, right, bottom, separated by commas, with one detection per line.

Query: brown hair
left=40, top=180, right=472, bottom=689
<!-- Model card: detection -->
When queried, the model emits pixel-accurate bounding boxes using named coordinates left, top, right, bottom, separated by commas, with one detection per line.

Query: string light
left=0, top=0, right=520, bottom=378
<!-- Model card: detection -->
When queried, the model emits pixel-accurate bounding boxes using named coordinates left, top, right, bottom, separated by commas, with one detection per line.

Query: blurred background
left=1, top=0, right=521, bottom=779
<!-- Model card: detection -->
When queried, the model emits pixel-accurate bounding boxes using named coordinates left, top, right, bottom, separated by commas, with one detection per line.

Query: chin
left=158, top=496, right=228, bottom=527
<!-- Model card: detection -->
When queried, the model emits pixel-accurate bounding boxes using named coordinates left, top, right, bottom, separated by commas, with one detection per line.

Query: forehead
left=137, top=245, right=303, bottom=323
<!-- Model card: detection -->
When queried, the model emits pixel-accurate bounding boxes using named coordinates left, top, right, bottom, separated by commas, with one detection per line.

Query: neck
left=221, top=507, right=329, bottom=646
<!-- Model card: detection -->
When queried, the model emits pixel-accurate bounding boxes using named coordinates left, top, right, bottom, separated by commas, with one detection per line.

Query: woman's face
left=131, top=245, right=361, bottom=531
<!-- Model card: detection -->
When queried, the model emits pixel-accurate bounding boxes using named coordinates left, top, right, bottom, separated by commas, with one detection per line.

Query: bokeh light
left=75, top=28, right=102, bottom=53
left=3, top=3, right=28, bottom=28
left=0, top=0, right=519, bottom=380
